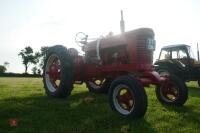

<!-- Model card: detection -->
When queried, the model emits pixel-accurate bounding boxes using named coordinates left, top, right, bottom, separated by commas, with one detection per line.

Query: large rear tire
left=43, top=45, right=74, bottom=98
left=156, top=74, right=188, bottom=106
left=108, top=75, right=147, bottom=119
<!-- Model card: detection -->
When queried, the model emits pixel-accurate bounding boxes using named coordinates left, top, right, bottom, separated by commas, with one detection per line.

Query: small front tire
left=156, top=74, right=188, bottom=106
left=108, top=75, right=147, bottom=119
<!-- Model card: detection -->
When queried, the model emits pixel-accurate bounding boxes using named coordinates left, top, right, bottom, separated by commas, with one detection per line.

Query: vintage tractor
left=155, top=44, right=200, bottom=86
left=42, top=12, right=188, bottom=119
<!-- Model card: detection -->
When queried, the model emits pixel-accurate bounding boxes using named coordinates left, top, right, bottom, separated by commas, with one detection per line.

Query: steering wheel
left=75, top=32, right=88, bottom=47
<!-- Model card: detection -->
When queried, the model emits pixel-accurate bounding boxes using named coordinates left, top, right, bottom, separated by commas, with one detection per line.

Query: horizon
left=0, top=0, right=200, bottom=73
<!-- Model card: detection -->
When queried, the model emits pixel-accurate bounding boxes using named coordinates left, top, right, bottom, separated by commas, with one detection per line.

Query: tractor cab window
left=178, top=49, right=187, bottom=58
left=187, top=46, right=195, bottom=60
left=159, top=49, right=170, bottom=60
left=171, top=48, right=187, bottom=59
left=172, top=50, right=178, bottom=59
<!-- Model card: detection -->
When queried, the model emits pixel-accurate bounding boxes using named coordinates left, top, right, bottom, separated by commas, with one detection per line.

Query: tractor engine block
left=82, top=28, right=155, bottom=67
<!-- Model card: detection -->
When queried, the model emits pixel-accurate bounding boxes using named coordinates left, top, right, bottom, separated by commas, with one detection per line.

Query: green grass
left=0, top=77, right=200, bottom=133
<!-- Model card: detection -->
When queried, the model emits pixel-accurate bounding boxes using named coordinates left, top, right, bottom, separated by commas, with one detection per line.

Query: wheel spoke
left=46, top=56, right=61, bottom=89
left=161, top=83, right=179, bottom=101
left=88, top=78, right=105, bottom=89
left=167, top=88, right=177, bottom=97
left=116, top=89, right=134, bottom=111
left=91, top=78, right=104, bottom=86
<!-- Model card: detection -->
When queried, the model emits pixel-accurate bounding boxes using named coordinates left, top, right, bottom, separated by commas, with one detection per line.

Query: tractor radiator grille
left=137, top=39, right=154, bottom=64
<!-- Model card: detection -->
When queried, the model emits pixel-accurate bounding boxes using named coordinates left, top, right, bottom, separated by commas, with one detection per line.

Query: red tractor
left=43, top=28, right=188, bottom=119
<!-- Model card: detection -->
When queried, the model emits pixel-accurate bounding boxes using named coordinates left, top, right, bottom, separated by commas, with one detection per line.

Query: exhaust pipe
left=197, top=43, right=199, bottom=61
left=120, top=10, right=125, bottom=33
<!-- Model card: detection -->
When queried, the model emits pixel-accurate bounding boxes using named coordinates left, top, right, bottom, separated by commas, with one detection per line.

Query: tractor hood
left=82, top=28, right=155, bottom=52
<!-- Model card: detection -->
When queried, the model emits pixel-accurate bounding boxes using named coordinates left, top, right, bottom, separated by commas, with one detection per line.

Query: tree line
left=0, top=62, right=9, bottom=74
left=0, top=46, right=49, bottom=76
left=18, top=46, right=49, bottom=75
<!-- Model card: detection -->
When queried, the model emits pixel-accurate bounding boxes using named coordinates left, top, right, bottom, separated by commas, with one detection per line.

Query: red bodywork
left=72, top=28, right=167, bottom=87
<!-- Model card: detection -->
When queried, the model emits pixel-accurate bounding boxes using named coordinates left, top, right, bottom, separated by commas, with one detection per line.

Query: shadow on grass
left=188, top=87, right=200, bottom=98
left=0, top=91, right=156, bottom=133
left=163, top=105, right=200, bottom=126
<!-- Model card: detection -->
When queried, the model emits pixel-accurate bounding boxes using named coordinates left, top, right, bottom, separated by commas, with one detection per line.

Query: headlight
left=147, top=38, right=156, bottom=50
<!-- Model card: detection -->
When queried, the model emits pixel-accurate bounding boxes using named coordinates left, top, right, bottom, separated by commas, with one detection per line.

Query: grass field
left=0, top=77, right=200, bottom=133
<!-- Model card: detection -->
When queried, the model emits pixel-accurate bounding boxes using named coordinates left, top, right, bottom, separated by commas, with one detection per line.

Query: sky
left=0, top=0, right=200, bottom=73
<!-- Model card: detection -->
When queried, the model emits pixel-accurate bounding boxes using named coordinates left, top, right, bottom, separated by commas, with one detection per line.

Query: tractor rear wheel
left=43, top=45, right=74, bottom=98
left=108, top=75, right=147, bottom=119
left=197, top=80, right=200, bottom=87
left=156, top=74, right=188, bottom=106
left=86, top=78, right=112, bottom=93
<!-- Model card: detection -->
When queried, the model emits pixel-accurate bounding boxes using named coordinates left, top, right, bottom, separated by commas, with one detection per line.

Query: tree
left=4, top=61, right=9, bottom=68
left=18, top=46, right=38, bottom=74
left=39, top=46, right=49, bottom=69
left=31, top=66, right=37, bottom=75
left=37, top=69, right=41, bottom=75
left=0, top=65, right=6, bottom=73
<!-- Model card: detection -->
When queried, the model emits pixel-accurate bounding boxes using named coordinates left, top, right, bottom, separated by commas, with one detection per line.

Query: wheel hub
left=45, top=55, right=61, bottom=91
left=88, top=78, right=105, bottom=89
left=161, top=83, right=179, bottom=102
left=48, top=58, right=61, bottom=82
left=116, top=88, right=134, bottom=111
left=113, top=84, right=135, bottom=115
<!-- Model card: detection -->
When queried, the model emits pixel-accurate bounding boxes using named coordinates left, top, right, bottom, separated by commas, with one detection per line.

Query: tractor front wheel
left=108, top=75, right=147, bottom=119
left=156, top=74, right=188, bottom=106
left=43, top=45, right=74, bottom=98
